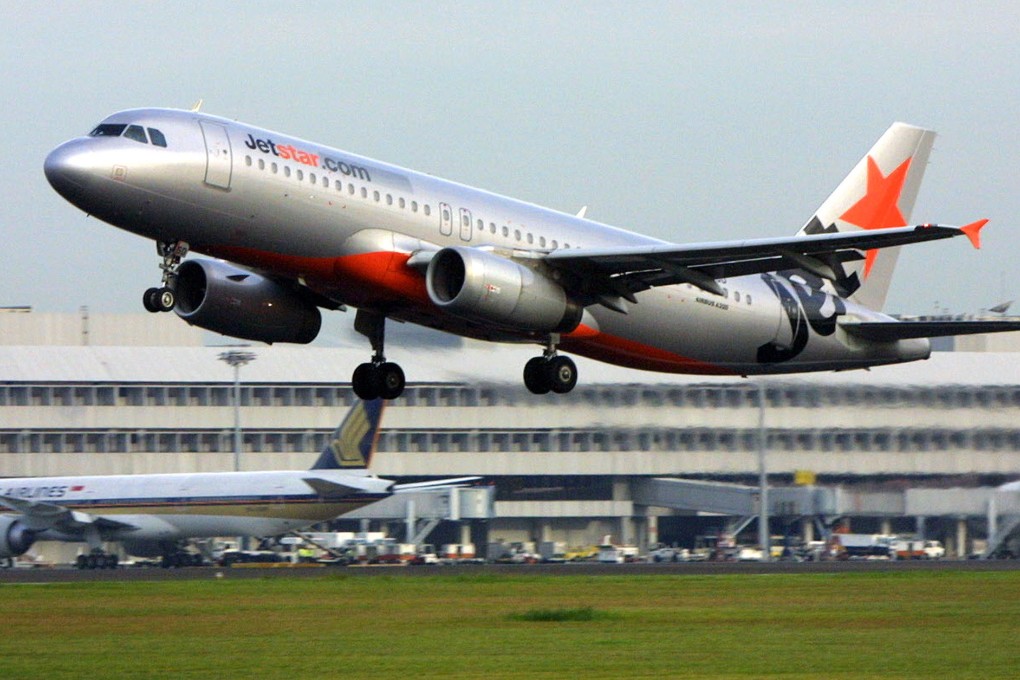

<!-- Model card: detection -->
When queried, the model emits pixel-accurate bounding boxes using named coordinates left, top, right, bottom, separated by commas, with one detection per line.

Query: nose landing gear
left=523, top=334, right=578, bottom=395
left=143, top=240, right=189, bottom=313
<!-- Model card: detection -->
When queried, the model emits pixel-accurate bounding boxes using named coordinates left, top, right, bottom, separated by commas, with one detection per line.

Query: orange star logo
left=839, top=156, right=911, bottom=277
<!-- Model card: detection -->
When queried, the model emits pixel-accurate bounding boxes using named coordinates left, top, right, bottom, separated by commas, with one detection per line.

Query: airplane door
left=459, top=208, right=473, bottom=241
left=439, top=202, right=453, bottom=237
left=200, top=121, right=233, bottom=189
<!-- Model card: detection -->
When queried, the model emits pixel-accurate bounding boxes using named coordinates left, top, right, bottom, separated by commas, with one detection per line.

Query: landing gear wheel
left=143, top=287, right=161, bottom=313
left=352, top=363, right=379, bottom=400
left=548, top=356, right=578, bottom=394
left=376, top=362, right=405, bottom=400
left=156, top=287, right=175, bottom=312
left=76, top=554, right=88, bottom=570
left=524, top=357, right=552, bottom=395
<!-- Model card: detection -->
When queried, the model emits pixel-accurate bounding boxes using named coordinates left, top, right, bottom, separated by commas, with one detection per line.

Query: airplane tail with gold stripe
left=310, top=399, right=386, bottom=470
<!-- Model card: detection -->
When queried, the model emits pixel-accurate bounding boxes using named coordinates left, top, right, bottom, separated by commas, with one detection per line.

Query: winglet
left=959, top=219, right=988, bottom=249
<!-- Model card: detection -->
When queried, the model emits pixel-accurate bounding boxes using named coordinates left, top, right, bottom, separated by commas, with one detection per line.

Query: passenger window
left=309, top=172, right=316, bottom=184
left=539, top=236, right=546, bottom=248
left=147, top=128, right=167, bottom=147
left=424, top=205, right=431, bottom=216
left=514, top=229, right=521, bottom=241
left=527, top=233, right=534, bottom=244
left=386, top=194, right=393, bottom=206
left=411, top=201, right=418, bottom=212
left=361, top=187, right=367, bottom=198
left=399, top=197, right=405, bottom=209
left=123, top=125, right=148, bottom=144
left=502, top=226, right=509, bottom=237
left=245, top=156, right=252, bottom=167
left=296, top=169, right=304, bottom=181
left=258, top=159, right=265, bottom=170
left=284, top=167, right=291, bottom=177
left=373, top=191, right=380, bottom=202
left=551, top=240, right=558, bottom=249
left=271, top=162, right=278, bottom=173
left=349, top=184, right=355, bottom=195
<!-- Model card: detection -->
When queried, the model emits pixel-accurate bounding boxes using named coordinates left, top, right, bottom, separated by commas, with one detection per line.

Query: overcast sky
left=4, top=2, right=1018, bottom=343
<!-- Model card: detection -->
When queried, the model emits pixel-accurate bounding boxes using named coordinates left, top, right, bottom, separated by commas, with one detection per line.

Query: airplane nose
left=44, top=139, right=96, bottom=199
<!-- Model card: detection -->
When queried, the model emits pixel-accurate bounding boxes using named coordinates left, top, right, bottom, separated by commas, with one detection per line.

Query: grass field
left=2, top=570, right=1018, bottom=679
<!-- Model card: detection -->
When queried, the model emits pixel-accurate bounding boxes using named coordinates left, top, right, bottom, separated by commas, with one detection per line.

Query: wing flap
left=0, top=495, right=137, bottom=532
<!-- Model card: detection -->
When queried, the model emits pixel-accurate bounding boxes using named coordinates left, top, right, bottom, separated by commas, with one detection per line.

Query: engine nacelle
left=426, top=246, right=582, bottom=333
left=174, top=259, right=321, bottom=344
left=0, top=516, right=36, bottom=558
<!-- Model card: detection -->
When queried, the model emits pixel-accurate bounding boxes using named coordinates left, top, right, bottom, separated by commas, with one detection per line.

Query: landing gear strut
left=143, top=240, right=189, bottom=313
left=523, top=334, right=578, bottom=395
left=351, top=310, right=406, bottom=400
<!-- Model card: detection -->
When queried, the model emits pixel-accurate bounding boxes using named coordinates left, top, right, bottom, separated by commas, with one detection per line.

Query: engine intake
left=426, top=246, right=581, bottom=333
left=174, top=259, right=321, bottom=344
left=0, top=517, right=36, bottom=558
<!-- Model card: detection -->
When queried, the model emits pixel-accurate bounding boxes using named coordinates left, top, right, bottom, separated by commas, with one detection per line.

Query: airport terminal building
left=3, top=309, right=1020, bottom=558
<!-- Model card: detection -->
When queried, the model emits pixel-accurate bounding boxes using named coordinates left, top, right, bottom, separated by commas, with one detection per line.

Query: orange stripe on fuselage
left=562, top=324, right=735, bottom=375
left=206, top=247, right=429, bottom=306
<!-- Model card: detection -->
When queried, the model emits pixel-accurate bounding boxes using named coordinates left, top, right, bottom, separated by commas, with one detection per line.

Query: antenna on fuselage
left=190, top=99, right=204, bottom=112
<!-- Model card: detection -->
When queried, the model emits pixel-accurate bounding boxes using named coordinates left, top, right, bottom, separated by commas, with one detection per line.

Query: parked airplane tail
left=310, top=398, right=386, bottom=470
left=797, top=123, right=936, bottom=311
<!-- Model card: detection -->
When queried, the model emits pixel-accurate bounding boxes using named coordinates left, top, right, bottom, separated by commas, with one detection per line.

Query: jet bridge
left=343, top=485, right=495, bottom=545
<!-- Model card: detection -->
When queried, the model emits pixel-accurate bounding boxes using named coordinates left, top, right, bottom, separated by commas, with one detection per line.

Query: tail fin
left=798, top=123, right=936, bottom=311
left=310, top=398, right=386, bottom=470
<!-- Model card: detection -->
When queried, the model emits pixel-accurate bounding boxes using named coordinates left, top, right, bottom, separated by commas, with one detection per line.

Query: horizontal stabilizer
left=302, top=477, right=362, bottom=498
left=840, top=319, right=1020, bottom=341
left=393, top=477, right=482, bottom=492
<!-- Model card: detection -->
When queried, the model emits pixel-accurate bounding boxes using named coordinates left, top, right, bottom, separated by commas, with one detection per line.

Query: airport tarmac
left=2, top=559, right=1018, bottom=583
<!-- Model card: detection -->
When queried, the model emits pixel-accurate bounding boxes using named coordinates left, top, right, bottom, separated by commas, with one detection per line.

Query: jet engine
left=0, top=516, right=36, bottom=558
left=426, top=247, right=582, bottom=333
left=174, top=259, right=321, bottom=344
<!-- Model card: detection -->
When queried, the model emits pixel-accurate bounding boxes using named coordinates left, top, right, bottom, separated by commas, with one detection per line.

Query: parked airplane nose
left=44, top=139, right=96, bottom=200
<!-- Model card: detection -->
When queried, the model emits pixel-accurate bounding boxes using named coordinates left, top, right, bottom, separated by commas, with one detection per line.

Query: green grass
left=2, top=571, right=1017, bottom=679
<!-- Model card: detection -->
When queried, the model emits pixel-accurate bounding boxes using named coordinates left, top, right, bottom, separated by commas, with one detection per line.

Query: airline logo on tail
left=311, top=399, right=386, bottom=470
left=839, top=156, right=911, bottom=278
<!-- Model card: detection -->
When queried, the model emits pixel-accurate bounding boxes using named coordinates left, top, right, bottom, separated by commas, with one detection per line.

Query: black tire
left=376, top=362, right=405, bottom=400
left=76, top=554, right=88, bottom=570
left=548, top=356, right=578, bottom=394
left=143, top=287, right=161, bottom=313
left=523, top=357, right=552, bottom=395
left=351, top=363, right=379, bottom=400
left=157, top=287, right=175, bottom=312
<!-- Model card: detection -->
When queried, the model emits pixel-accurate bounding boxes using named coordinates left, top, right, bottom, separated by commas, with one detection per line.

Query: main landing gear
left=523, top=334, right=578, bottom=395
left=75, top=550, right=119, bottom=570
left=351, top=310, right=406, bottom=400
left=143, top=240, right=189, bottom=313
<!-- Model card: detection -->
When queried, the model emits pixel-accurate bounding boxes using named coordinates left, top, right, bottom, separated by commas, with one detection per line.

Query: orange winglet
left=959, top=218, right=988, bottom=249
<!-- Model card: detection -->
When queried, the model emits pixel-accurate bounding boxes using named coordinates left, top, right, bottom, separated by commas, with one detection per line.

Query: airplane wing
left=839, top=319, right=1020, bottom=341
left=543, top=222, right=985, bottom=304
left=0, top=495, right=137, bottom=533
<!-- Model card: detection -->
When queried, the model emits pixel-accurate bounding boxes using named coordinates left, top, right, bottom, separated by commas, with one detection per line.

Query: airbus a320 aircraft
left=44, top=109, right=1020, bottom=399
left=0, top=400, right=392, bottom=568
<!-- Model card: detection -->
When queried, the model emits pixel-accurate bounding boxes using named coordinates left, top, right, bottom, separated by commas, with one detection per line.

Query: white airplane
left=0, top=399, right=392, bottom=568
left=44, top=109, right=1020, bottom=399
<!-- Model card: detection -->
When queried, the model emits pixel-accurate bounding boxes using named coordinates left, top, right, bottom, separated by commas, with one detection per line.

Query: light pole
left=218, top=349, right=256, bottom=473
left=756, top=380, right=770, bottom=562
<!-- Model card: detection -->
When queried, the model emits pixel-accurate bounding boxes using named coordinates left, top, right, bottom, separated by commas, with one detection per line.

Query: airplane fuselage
left=45, top=108, right=929, bottom=383
left=1, top=469, right=391, bottom=544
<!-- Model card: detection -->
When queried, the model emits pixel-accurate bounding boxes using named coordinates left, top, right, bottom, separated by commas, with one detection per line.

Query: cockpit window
left=148, top=128, right=167, bottom=147
left=89, top=124, right=127, bottom=137
left=123, top=125, right=148, bottom=144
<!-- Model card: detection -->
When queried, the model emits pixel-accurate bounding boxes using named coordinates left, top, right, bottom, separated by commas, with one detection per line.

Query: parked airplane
left=44, top=110, right=1020, bottom=399
left=0, top=399, right=393, bottom=568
